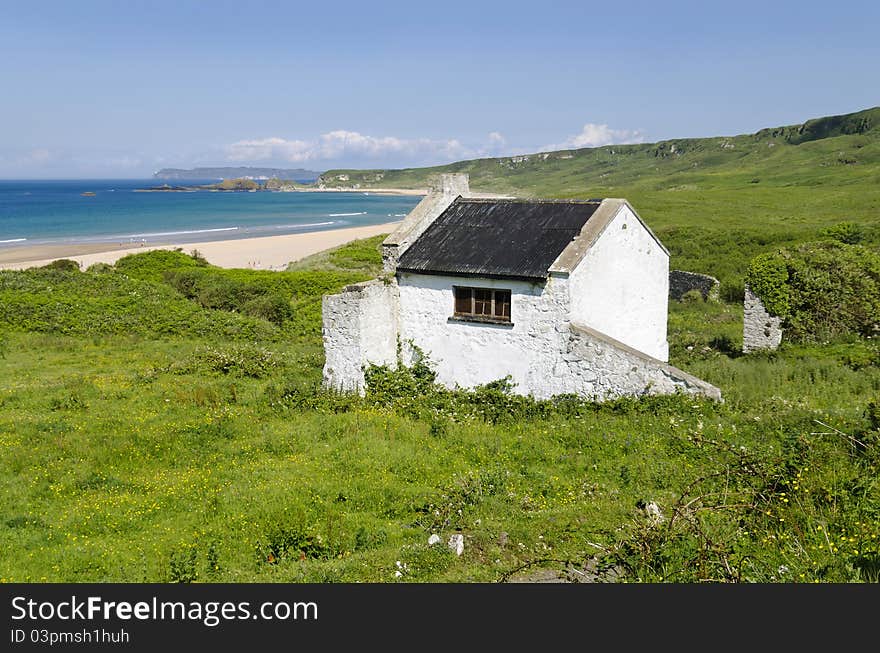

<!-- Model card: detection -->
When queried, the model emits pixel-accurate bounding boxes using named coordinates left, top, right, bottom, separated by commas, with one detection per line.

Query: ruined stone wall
left=669, top=270, right=720, bottom=301
left=742, top=284, right=783, bottom=353
left=322, top=280, right=399, bottom=393
left=561, top=323, right=721, bottom=401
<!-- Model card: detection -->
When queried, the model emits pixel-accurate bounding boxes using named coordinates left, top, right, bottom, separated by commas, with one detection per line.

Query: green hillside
left=321, top=107, right=880, bottom=298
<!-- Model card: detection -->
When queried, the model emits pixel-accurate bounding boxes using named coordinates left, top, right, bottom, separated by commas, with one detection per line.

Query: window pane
left=495, top=290, right=511, bottom=319
left=474, top=289, right=492, bottom=315
left=455, top=287, right=472, bottom=314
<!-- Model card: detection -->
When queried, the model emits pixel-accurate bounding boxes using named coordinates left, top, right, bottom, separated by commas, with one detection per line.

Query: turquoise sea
left=0, top=180, right=422, bottom=248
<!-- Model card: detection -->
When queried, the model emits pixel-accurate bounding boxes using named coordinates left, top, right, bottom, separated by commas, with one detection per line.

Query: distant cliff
left=153, top=167, right=321, bottom=183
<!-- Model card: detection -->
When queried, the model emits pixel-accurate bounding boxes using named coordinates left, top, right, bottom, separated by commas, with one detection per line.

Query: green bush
left=746, top=253, right=790, bottom=317
left=114, top=249, right=209, bottom=284
left=746, top=241, right=880, bottom=342
left=820, top=221, right=864, bottom=245
left=0, top=267, right=278, bottom=341
left=40, top=259, right=81, bottom=272
left=163, top=268, right=365, bottom=330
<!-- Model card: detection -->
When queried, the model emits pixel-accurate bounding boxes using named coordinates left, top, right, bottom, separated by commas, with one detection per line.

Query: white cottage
left=322, top=174, right=720, bottom=401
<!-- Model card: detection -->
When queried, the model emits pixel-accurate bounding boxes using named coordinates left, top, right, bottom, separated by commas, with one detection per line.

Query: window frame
left=451, top=285, right=513, bottom=325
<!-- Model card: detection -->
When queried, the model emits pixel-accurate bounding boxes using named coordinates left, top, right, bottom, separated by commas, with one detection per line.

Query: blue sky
left=1, top=0, right=878, bottom=177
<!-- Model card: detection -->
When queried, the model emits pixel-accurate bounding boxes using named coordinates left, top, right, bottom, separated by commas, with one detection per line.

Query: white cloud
left=221, top=124, right=642, bottom=169
left=225, top=131, right=468, bottom=165
left=487, top=131, right=506, bottom=147
left=542, top=123, right=645, bottom=151
left=225, top=137, right=312, bottom=163
left=223, top=130, right=516, bottom=167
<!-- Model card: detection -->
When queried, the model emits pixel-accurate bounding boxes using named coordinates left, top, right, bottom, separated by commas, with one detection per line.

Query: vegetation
left=1, top=230, right=878, bottom=583
left=747, top=241, right=880, bottom=342
left=1, top=108, right=879, bottom=583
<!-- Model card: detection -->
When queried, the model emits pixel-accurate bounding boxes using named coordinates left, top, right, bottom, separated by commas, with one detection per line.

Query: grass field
left=1, top=231, right=878, bottom=583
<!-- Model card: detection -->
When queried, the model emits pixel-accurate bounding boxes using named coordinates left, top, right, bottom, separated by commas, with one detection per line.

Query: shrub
left=86, top=262, right=114, bottom=274
left=0, top=267, right=278, bottom=340
left=114, top=249, right=209, bottom=284
left=680, top=289, right=705, bottom=303
left=819, top=221, right=865, bottom=245
left=163, top=268, right=364, bottom=331
left=746, top=241, right=880, bottom=342
left=241, top=294, right=294, bottom=326
left=746, top=253, right=790, bottom=317
left=40, top=259, right=81, bottom=272
left=258, top=522, right=335, bottom=563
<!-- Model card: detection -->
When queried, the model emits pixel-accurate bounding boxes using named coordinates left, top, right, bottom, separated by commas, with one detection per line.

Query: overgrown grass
left=0, top=257, right=877, bottom=582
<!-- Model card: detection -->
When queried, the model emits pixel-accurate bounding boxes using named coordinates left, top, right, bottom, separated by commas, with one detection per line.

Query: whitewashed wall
left=393, top=271, right=718, bottom=400
left=568, top=204, right=669, bottom=361
left=321, top=201, right=721, bottom=400
left=322, top=280, right=398, bottom=393
left=396, top=272, right=571, bottom=395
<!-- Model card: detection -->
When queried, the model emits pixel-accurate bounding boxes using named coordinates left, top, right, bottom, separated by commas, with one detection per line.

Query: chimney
left=429, top=173, right=469, bottom=196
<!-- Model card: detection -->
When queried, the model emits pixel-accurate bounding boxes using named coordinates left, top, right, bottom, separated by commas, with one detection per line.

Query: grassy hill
left=320, top=107, right=880, bottom=298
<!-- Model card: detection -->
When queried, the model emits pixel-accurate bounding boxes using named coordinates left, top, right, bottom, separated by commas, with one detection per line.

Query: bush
left=163, top=268, right=365, bottom=331
left=680, top=289, right=704, bottom=303
left=40, top=259, right=80, bottom=272
left=114, top=249, right=209, bottom=284
left=819, top=221, right=865, bottom=245
left=0, top=267, right=279, bottom=341
left=746, top=253, right=790, bottom=317
left=746, top=241, right=880, bottom=342
left=86, top=262, right=115, bottom=274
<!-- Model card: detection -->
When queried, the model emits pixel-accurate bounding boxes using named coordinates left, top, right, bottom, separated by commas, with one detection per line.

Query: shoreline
left=301, top=187, right=427, bottom=196
left=0, top=221, right=402, bottom=271
left=133, top=186, right=428, bottom=196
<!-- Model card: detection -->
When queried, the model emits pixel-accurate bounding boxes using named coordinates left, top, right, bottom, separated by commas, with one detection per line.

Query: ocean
left=0, top=180, right=422, bottom=248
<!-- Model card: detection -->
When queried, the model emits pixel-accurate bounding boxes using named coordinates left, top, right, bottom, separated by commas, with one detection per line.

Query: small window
left=453, top=286, right=512, bottom=323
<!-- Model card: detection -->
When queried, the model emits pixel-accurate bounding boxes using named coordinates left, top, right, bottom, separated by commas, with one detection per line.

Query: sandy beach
left=0, top=221, right=402, bottom=271
left=303, top=187, right=427, bottom=196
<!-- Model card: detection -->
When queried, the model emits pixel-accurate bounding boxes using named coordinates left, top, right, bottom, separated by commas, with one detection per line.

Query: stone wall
left=669, top=270, right=720, bottom=301
left=562, top=323, right=721, bottom=401
left=322, top=280, right=399, bottom=393
left=742, top=284, right=783, bottom=353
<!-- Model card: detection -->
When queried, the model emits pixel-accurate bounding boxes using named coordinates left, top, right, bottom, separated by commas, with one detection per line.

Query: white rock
left=448, top=534, right=465, bottom=556
left=643, top=501, right=665, bottom=525
left=427, top=534, right=441, bottom=546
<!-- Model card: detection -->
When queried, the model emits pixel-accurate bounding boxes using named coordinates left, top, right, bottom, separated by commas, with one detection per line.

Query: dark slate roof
left=396, top=197, right=602, bottom=280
